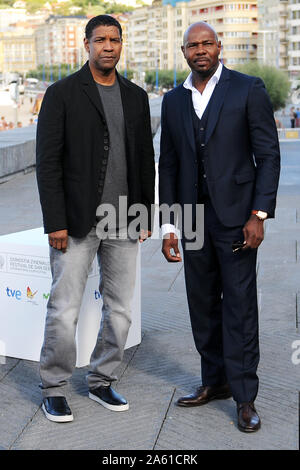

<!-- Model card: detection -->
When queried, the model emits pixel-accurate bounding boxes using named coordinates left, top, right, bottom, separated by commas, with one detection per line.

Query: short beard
left=193, top=62, right=219, bottom=81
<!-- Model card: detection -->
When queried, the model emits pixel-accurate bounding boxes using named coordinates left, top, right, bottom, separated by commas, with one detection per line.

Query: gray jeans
left=39, top=227, right=138, bottom=398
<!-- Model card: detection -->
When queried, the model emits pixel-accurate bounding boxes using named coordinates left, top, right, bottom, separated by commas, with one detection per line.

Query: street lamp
left=151, top=39, right=165, bottom=92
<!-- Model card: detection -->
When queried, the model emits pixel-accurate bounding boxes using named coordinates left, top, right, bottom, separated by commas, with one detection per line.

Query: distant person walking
left=295, top=108, right=300, bottom=128
left=0, top=116, right=7, bottom=131
left=290, top=107, right=296, bottom=128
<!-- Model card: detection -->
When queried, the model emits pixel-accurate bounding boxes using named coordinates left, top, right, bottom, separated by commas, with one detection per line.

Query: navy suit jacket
left=159, top=65, right=280, bottom=228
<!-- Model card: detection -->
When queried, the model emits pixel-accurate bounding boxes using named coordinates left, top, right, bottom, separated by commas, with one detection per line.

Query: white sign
left=0, top=228, right=141, bottom=367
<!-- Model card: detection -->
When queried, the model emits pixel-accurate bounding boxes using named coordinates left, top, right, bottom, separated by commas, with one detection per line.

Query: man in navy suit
left=159, top=22, right=280, bottom=432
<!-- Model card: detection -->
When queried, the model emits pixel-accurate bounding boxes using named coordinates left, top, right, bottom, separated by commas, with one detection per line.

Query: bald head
left=183, top=22, right=218, bottom=46
left=181, top=21, right=221, bottom=81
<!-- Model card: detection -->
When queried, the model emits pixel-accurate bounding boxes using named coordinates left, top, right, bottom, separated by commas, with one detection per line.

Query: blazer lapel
left=205, top=66, right=230, bottom=145
left=180, top=85, right=196, bottom=154
left=78, top=61, right=106, bottom=121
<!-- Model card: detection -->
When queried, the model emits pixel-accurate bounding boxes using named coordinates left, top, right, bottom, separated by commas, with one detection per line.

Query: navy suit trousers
left=182, top=198, right=259, bottom=403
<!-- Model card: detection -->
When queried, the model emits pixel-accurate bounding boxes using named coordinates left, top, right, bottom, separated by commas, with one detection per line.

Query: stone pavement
left=0, top=138, right=299, bottom=450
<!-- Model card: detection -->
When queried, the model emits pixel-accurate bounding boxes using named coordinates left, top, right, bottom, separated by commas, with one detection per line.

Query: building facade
left=0, top=28, right=36, bottom=74
left=258, top=0, right=289, bottom=71
left=127, top=0, right=259, bottom=74
left=288, top=0, right=300, bottom=76
left=188, top=0, right=258, bottom=67
left=35, top=16, right=87, bottom=68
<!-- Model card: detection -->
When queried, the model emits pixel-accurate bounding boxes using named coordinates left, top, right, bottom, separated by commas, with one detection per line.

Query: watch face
left=257, top=211, right=267, bottom=220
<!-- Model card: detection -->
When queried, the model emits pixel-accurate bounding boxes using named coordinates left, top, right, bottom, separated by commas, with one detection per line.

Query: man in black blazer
left=159, top=22, right=280, bottom=432
left=36, top=15, right=155, bottom=422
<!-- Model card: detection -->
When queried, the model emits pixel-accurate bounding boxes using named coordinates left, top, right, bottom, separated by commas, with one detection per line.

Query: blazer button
left=201, top=143, right=205, bottom=147
left=203, top=174, right=207, bottom=178
left=194, top=183, right=197, bottom=187
left=104, top=146, right=109, bottom=151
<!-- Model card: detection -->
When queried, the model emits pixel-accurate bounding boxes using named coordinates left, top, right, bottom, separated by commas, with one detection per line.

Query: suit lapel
left=204, top=66, right=230, bottom=144
left=180, top=85, right=196, bottom=154
left=78, top=61, right=106, bottom=121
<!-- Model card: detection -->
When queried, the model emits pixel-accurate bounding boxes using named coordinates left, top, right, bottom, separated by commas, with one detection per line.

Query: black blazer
left=36, top=61, right=155, bottom=237
left=159, top=65, right=280, bottom=228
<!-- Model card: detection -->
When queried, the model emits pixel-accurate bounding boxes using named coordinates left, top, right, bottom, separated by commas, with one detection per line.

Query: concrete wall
left=0, top=126, right=36, bottom=181
left=0, top=96, right=163, bottom=181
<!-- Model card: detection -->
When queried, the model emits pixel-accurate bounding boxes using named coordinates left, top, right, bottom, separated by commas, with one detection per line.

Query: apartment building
left=258, top=0, right=288, bottom=70
left=110, top=13, right=130, bottom=72
left=187, top=0, right=258, bottom=67
left=35, top=16, right=87, bottom=68
left=288, top=0, right=300, bottom=76
left=0, top=27, right=36, bottom=74
left=127, top=0, right=189, bottom=73
left=127, top=0, right=258, bottom=72
left=0, top=6, right=27, bottom=30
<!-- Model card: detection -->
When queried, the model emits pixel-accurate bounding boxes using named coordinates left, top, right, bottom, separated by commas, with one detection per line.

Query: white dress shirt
left=161, top=62, right=223, bottom=238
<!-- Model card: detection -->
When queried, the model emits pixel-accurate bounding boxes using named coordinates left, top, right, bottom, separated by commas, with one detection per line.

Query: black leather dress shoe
left=42, top=397, right=73, bottom=423
left=89, top=385, right=129, bottom=412
left=176, top=383, right=232, bottom=407
left=237, top=402, right=261, bottom=432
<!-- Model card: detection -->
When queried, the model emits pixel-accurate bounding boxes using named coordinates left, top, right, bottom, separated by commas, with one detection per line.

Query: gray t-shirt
left=96, top=79, right=128, bottom=230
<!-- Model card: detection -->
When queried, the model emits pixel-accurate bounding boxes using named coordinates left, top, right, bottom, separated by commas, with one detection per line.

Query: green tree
left=145, top=69, right=188, bottom=89
left=0, top=1, right=14, bottom=6
left=27, top=64, right=77, bottom=81
left=104, top=1, right=134, bottom=13
left=24, top=0, right=46, bottom=13
left=117, top=69, right=134, bottom=81
left=234, top=61, right=290, bottom=111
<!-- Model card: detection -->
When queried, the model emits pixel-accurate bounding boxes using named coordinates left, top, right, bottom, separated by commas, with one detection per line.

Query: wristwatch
left=251, top=210, right=268, bottom=220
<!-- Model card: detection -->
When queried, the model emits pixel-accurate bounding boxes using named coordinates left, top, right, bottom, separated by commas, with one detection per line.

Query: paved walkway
left=0, top=138, right=299, bottom=450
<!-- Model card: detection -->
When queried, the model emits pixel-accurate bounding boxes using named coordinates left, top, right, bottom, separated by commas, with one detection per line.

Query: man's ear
left=181, top=45, right=185, bottom=57
left=83, top=38, right=90, bottom=54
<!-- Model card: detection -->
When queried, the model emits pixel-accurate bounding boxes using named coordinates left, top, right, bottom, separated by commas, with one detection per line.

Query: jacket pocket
left=235, top=171, right=255, bottom=184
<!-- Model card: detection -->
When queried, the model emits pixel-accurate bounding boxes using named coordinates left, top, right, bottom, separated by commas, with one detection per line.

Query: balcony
left=280, top=24, right=289, bottom=31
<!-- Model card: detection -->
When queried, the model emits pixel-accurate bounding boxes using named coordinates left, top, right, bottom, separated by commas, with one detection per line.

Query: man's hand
left=139, top=230, right=152, bottom=243
left=162, top=232, right=182, bottom=262
left=48, top=229, right=68, bottom=253
left=242, top=215, right=264, bottom=250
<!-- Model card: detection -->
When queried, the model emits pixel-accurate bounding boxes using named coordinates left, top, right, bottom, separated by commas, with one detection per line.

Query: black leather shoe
left=237, top=402, right=261, bottom=432
left=176, top=383, right=232, bottom=407
left=42, top=397, right=73, bottom=423
left=89, top=385, right=129, bottom=412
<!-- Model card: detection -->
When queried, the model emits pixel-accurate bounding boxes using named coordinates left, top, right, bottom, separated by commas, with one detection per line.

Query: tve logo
left=27, top=286, right=38, bottom=300
left=6, top=287, right=22, bottom=300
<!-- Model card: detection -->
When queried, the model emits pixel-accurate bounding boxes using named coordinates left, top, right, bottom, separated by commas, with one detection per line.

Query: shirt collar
left=183, top=62, right=223, bottom=91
